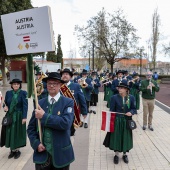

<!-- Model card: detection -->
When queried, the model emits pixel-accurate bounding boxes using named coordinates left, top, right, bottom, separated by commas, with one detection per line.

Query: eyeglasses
left=147, top=74, right=152, bottom=76
left=47, top=82, right=60, bottom=87
left=12, top=83, right=20, bottom=86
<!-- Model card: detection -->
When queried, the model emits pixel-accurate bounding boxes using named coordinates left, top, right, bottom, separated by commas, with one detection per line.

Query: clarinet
left=149, top=79, right=152, bottom=95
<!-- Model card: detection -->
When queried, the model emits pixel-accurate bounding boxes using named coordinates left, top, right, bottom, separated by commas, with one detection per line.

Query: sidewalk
left=0, top=84, right=170, bottom=170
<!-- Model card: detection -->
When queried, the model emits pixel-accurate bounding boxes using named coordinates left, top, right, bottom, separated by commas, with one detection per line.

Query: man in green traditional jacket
left=139, top=71, right=160, bottom=131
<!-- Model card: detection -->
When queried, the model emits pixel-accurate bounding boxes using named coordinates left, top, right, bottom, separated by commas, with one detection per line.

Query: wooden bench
left=161, top=78, right=170, bottom=84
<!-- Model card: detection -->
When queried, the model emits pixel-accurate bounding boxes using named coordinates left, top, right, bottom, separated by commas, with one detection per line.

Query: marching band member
left=72, top=72, right=80, bottom=83
left=102, top=72, right=109, bottom=101
left=89, top=71, right=101, bottom=114
left=78, top=69, right=93, bottom=128
left=129, top=73, right=141, bottom=110
left=111, top=70, right=127, bottom=94
left=123, top=70, right=132, bottom=81
left=35, top=72, right=48, bottom=100
left=103, top=82, right=137, bottom=164
left=139, top=71, right=160, bottom=131
left=1, top=79, right=28, bottom=159
left=27, top=72, right=74, bottom=170
left=104, top=73, right=114, bottom=108
left=61, top=68, right=87, bottom=135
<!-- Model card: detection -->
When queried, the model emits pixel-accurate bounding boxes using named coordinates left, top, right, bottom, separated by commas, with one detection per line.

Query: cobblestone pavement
left=0, top=83, right=170, bottom=170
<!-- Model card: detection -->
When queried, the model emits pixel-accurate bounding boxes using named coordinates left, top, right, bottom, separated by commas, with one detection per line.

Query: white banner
left=1, top=6, right=55, bottom=55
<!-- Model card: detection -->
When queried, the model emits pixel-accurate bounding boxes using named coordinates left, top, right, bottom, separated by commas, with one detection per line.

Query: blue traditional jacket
left=82, top=78, right=93, bottom=101
left=111, top=79, right=128, bottom=94
left=110, top=94, right=137, bottom=117
left=91, top=78, right=101, bottom=94
left=27, top=96, right=75, bottom=168
left=5, top=90, right=28, bottom=119
left=68, top=82, right=87, bottom=115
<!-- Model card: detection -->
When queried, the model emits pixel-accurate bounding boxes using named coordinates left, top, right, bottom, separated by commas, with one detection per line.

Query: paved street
left=0, top=83, right=170, bottom=170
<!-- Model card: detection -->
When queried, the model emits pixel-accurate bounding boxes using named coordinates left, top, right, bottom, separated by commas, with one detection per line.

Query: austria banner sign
left=101, top=111, right=116, bottom=132
left=1, top=6, right=55, bottom=55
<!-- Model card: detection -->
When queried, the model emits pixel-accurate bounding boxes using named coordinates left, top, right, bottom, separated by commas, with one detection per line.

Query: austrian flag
left=23, top=36, right=30, bottom=42
left=101, top=111, right=116, bottom=132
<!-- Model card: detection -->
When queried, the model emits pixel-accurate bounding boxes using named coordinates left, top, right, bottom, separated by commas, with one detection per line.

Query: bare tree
left=75, top=8, right=139, bottom=72
left=163, top=42, right=170, bottom=56
left=150, top=8, right=160, bottom=71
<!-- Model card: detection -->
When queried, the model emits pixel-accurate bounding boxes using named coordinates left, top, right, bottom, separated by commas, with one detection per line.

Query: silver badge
left=67, top=107, right=72, bottom=113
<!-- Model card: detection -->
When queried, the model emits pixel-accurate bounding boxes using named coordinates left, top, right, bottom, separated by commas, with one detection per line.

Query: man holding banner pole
left=27, top=72, right=75, bottom=170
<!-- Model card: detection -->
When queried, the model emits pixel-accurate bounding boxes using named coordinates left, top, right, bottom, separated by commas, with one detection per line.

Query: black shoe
left=14, top=151, right=21, bottom=159
left=142, top=126, right=146, bottom=130
left=89, top=110, right=93, bottom=113
left=93, top=111, right=96, bottom=114
left=149, top=125, right=154, bottom=131
left=8, top=151, right=15, bottom=159
left=80, top=122, right=83, bottom=127
left=113, top=155, right=119, bottom=164
left=84, top=123, right=88, bottom=128
left=122, top=155, right=129, bottom=164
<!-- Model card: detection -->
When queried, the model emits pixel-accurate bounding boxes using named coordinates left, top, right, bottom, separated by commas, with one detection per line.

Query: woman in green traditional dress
left=103, top=82, right=137, bottom=164
left=2, top=79, right=28, bottom=159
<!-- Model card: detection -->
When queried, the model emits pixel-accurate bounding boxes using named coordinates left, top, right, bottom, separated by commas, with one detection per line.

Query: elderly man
left=139, top=71, right=160, bottom=131
left=27, top=72, right=74, bottom=170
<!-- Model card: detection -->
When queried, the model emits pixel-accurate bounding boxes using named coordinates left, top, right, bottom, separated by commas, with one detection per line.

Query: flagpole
left=33, top=70, right=43, bottom=143
left=102, top=110, right=125, bottom=115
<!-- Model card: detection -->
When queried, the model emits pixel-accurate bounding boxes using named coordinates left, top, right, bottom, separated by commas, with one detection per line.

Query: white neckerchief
left=48, top=92, right=61, bottom=104
left=66, top=81, right=71, bottom=86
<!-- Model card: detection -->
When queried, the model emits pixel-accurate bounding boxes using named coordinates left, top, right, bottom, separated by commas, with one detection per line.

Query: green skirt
left=109, top=116, right=133, bottom=152
left=130, top=89, right=140, bottom=110
left=106, top=89, right=113, bottom=108
left=5, top=111, right=26, bottom=150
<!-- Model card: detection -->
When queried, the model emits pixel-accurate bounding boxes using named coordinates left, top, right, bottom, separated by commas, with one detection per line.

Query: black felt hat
left=82, top=69, right=88, bottom=74
left=42, top=72, right=65, bottom=83
left=117, top=82, right=130, bottom=90
left=73, top=72, right=79, bottom=75
left=91, top=71, right=97, bottom=75
left=35, top=72, right=42, bottom=75
left=60, top=68, right=73, bottom=77
left=9, top=79, right=22, bottom=84
left=116, top=70, right=124, bottom=75
left=132, top=73, right=139, bottom=78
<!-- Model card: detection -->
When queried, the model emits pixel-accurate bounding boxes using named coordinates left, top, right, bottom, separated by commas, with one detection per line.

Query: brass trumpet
left=36, top=73, right=48, bottom=96
left=78, top=77, right=87, bottom=88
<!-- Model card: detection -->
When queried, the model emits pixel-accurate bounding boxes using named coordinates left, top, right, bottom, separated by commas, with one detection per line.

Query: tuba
left=36, top=73, right=48, bottom=96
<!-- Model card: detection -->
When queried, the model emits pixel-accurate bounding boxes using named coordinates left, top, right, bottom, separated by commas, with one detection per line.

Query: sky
left=31, top=0, right=170, bottom=62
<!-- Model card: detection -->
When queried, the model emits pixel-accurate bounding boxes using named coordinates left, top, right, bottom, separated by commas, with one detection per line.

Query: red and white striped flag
left=101, top=111, right=116, bottom=132
left=23, top=36, right=30, bottom=42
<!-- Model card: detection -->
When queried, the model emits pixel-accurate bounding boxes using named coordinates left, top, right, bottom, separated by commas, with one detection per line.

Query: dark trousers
left=35, top=164, right=69, bottom=170
left=86, top=100, right=90, bottom=112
